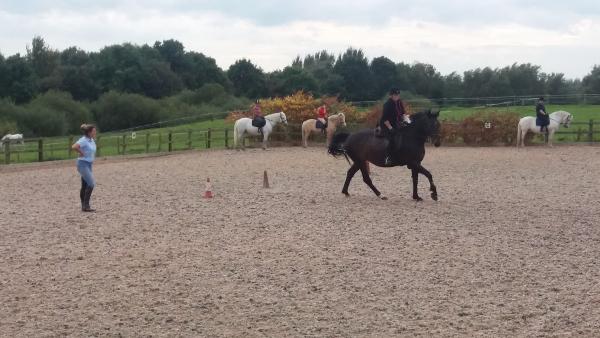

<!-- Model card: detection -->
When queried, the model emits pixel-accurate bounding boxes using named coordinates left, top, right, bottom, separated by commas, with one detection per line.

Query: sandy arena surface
left=1, top=145, right=600, bottom=337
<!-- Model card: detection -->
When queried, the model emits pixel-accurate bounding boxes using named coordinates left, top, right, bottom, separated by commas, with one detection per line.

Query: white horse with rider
left=233, top=112, right=288, bottom=150
left=301, top=112, right=347, bottom=147
left=1, top=133, right=24, bottom=151
left=516, top=110, right=572, bottom=147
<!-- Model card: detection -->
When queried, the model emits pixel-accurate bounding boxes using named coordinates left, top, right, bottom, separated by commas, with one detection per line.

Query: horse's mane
left=264, top=112, right=282, bottom=120
left=405, top=110, right=430, bottom=127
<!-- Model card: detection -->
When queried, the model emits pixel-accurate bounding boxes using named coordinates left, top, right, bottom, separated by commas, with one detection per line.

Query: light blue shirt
left=76, top=136, right=96, bottom=163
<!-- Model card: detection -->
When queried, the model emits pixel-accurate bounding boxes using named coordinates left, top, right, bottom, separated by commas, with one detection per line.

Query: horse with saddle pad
left=301, top=112, right=347, bottom=147
left=233, top=112, right=288, bottom=150
left=516, top=110, right=572, bottom=147
left=329, top=109, right=441, bottom=201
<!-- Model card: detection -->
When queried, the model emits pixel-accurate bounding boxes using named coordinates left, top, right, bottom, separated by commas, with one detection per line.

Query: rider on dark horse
left=252, top=100, right=266, bottom=134
left=380, top=88, right=410, bottom=165
left=536, top=96, right=550, bottom=139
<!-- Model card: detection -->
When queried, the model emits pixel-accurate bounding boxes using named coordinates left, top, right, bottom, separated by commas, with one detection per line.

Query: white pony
left=516, top=111, right=572, bottom=147
left=233, top=112, right=288, bottom=150
left=1, top=134, right=24, bottom=150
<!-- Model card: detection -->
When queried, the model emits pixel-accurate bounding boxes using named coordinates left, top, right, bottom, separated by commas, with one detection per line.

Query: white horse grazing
left=233, top=112, right=288, bottom=150
left=516, top=111, right=572, bottom=147
left=301, top=112, right=347, bottom=147
left=1, top=134, right=24, bottom=150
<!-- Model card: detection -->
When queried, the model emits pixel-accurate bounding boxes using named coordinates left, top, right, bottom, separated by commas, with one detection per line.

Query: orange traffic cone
left=204, top=178, right=213, bottom=198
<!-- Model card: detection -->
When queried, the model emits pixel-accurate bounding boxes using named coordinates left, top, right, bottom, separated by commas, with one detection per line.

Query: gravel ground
left=1, top=145, right=600, bottom=337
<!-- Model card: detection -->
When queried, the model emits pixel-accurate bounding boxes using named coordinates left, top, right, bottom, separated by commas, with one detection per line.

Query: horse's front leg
left=410, top=168, right=423, bottom=201
left=302, top=128, right=308, bottom=148
left=548, top=130, right=555, bottom=147
left=262, top=131, right=268, bottom=150
left=415, top=163, right=437, bottom=201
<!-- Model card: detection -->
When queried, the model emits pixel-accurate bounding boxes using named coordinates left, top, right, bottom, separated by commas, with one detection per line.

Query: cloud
left=0, top=1, right=599, bottom=78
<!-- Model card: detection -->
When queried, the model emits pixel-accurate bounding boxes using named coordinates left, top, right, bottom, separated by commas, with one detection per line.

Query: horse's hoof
left=431, top=193, right=438, bottom=201
left=342, top=191, right=350, bottom=197
left=379, top=195, right=388, bottom=200
left=413, top=196, right=423, bottom=201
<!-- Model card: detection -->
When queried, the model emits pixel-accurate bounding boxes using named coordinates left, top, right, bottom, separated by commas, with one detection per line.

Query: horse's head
left=412, top=109, right=441, bottom=147
left=279, top=112, right=288, bottom=125
left=336, top=112, right=347, bottom=127
left=562, top=112, right=573, bottom=128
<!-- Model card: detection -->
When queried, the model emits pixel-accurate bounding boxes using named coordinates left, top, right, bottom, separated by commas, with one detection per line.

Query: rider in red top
left=316, top=104, right=328, bottom=133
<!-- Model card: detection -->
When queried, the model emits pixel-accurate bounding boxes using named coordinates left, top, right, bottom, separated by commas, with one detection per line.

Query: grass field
left=439, top=104, right=600, bottom=122
left=2, top=104, right=600, bottom=165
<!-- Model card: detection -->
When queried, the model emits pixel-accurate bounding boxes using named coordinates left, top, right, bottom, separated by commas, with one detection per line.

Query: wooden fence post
left=589, top=120, right=594, bottom=143
left=68, top=136, right=74, bottom=158
left=4, top=142, right=9, bottom=164
left=168, top=132, right=172, bottom=152
left=122, top=134, right=127, bottom=155
left=145, top=133, right=150, bottom=153
left=38, top=139, right=44, bottom=162
left=117, top=136, right=121, bottom=155
left=158, top=133, right=162, bottom=152
left=207, top=128, right=212, bottom=149
left=188, top=130, right=192, bottom=149
left=225, top=129, right=229, bottom=149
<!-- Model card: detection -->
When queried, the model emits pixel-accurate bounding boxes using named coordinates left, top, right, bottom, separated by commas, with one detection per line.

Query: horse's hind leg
left=359, top=162, right=385, bottom=199
left=342, top=163, right=360, bottom=196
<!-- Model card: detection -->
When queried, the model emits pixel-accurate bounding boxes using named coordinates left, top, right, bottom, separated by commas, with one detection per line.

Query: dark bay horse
left=328, top=110, right=441, bottom=201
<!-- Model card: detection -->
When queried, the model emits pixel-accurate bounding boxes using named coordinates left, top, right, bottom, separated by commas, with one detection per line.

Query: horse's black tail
left=328, top=132, right=350, bottom=157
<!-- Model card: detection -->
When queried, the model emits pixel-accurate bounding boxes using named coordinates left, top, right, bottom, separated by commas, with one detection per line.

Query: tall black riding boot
left=384, top=135, right=395, bottom=166
left=80, top=178, right=87, bottom=210
left=83, top=187, right=95, bottom=212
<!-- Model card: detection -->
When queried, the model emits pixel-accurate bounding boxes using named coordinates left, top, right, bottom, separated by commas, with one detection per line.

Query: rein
left=549, top=115, right=570, bottom=127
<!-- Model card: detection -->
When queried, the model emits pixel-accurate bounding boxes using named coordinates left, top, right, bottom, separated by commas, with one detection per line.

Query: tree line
left=1, top=36, right=600, bottom=137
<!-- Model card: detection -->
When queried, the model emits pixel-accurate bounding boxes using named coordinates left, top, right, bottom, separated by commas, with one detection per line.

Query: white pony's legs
left=262, top=131, right=268, bottom=150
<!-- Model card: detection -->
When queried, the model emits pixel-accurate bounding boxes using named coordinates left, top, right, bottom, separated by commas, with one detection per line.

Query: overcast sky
left=1, top=0, right=599, bottom=78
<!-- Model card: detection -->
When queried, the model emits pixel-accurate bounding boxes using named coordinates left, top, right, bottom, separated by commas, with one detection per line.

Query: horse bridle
left=279, top=112, right=287, bottom=124
left=550, top=114, right=571, bottom=127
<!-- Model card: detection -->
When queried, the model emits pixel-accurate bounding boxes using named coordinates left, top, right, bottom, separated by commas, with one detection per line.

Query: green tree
left=3, top=54, right=37, bottom=103
left=27, top=90, right=92, bottom=135
left=370, top=56, right=397, bottom=99
left=56, top=47, right=99, bottom=100
left=583, top=65, right=600, bottom=94
left=27, top=36, right=59, bottom=79
left=333, top=48, right=374, bottom=101
left=227, top=59, right=267, bottom=99
left=268, top=67, right=319, bottom=96
left=409, top=63, right=444, bottom=98
left=443, top=72, right=464, bottom=98
left=504, top=63, right=543, bottom=95
left=542, top=73, right=569, bottom=95
left=92, top=91, right=161, bottom=131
